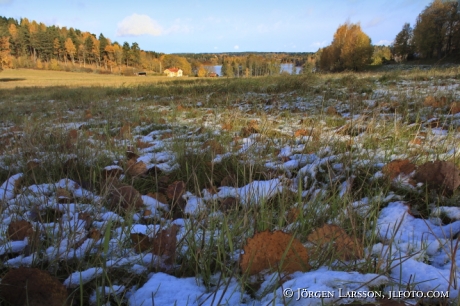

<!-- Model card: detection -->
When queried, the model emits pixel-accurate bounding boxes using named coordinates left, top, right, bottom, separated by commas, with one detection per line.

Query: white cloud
left=117, top=14, right=163, bottom=37
left=376, top=40, right=392, bottom=46
left=234, top=45, right=239, bottom=50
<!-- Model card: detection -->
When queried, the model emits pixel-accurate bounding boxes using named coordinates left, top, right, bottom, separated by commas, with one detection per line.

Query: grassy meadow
left=0, top=69, right=185, bottom=88
left=0, top=67, right=460, bottom=305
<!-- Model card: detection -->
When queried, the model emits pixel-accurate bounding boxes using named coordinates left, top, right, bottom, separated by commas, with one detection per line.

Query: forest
left=318, top=0, right=460, bottom=71
left=0, top=16, right=315, bottom=77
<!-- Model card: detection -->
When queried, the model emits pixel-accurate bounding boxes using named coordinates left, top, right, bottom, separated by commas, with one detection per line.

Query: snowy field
left=0, top=69, right=460, bottom=305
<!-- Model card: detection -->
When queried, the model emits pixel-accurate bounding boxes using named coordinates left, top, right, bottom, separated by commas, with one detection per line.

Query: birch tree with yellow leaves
left=319, top=22, right=373, bottom=72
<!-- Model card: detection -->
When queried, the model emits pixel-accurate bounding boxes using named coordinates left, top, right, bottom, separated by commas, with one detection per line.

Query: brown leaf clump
left=152, top=225, right=179, bottom=265
left=56, top=188, right=73, bottom=203
left=7, top=220, right=34, bottom=241
left=147, top=192, right=168, bottom=204
left=27, top=160, right=40, bottom=171
left=108, top=184, right=144, bottom=212
left=326, top=106, right=340, bottom=116
left=221, top=122, right=233, bottom=131
left=240, top=230, right=310, bottom=275
left=88, top=228, right=101, bottom=240
left=119, top=123, right=132, bottom=138
left=414, top=160, right=460, bottom=193
left=450, top=102, right=460, bottom=114
left=131, top=233, right=151, bottom=253
left=84, top=109, right=93, bottom=119
left=126, top=150, right=139, bottom=160
left=240, top=120, right=260, bottom=137
left=382, top=159, right=416, bottom=180
left=294, top=129, right=308, bottom=138
left=0, top=267, right=68, bottom=306
left=101, top=167, right=123, bottom=180
left=408, top=138, right=422, bottom=146
left=286, top=207, right=301, bottom=224
left=307, top=224, right=363, bottom=261
left=136, top=139, right=151, bottom=149
left=202, top=139, right=224, bottom=154
left=166, top=181, right=186, bottom=202
left=126, top=158, right=148, bottom=177
left=68, top=129, right=78, bottom=142
left=424, top=95, right=447, bottom=108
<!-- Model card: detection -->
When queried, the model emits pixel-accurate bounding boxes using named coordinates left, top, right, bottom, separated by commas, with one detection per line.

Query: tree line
left=393, top=0, right=460, bottom=61
left=318, top=0, right=460, bottom=72
left=0, top=15, right=316, bottom=77
left=0, top=16, right=164, bottom=73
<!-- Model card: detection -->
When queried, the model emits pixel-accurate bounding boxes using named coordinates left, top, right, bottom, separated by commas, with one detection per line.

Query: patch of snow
left=64, top=267, right=104, bottom=288
left=0, top=173, right=23, bottom=201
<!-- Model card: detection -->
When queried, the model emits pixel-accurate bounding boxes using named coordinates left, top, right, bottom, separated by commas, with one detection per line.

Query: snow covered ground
left=1, top=72, right=460, bottom=305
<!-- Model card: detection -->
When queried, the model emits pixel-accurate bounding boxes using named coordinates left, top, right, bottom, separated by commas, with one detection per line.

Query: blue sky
left=0, top=0, right=432, bottom=54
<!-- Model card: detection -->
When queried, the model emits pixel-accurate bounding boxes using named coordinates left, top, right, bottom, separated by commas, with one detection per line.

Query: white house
left=164, top=68, right=183, bottom=77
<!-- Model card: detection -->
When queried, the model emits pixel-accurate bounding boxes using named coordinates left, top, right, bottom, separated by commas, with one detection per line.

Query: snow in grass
left=64, top=267, right=104, bottom=288
left=0, top=173, right=23, bottom=201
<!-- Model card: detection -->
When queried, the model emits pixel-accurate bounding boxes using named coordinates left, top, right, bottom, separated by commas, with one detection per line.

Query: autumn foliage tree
left=0, top=36, right=11, bottom=69
left=64, top=38, right=76, bottom=64
left=319, top=22, right=373, bottom=72
left=411, top=0, right=460, bottom=59
left=161, top=54, right=192, bottom=75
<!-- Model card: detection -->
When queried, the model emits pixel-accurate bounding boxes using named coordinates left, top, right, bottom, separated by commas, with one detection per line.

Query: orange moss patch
left=240, top=230, right=310, bottom=275
left=221, top=122, right=233, bottom=131
left=307, top=224, right=363, bottom=261
left=382, top=159, right=416, bottom=180
left=0, top=267, right=68, bottom=306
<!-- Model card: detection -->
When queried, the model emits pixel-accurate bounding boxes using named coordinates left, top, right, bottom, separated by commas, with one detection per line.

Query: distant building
left=164, top=68, right=183, bottom=77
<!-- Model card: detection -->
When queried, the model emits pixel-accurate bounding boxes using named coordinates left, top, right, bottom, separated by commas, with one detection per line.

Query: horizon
left=1, top=0, right=432, bottom=54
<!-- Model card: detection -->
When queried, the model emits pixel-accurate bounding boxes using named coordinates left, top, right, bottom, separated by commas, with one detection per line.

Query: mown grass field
left=0, top=67, right=460, bottom=305
left=0, top=68, right=194, bottom=88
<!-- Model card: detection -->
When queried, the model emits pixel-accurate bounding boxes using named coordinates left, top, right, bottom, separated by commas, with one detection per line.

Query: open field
left=0, top=69, right=191, bottom=89
left=0, top=67, right=460, bottom=305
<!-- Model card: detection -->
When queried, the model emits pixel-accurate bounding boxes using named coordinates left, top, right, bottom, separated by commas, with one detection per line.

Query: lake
left=205, top=63, right=302, bottom=77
